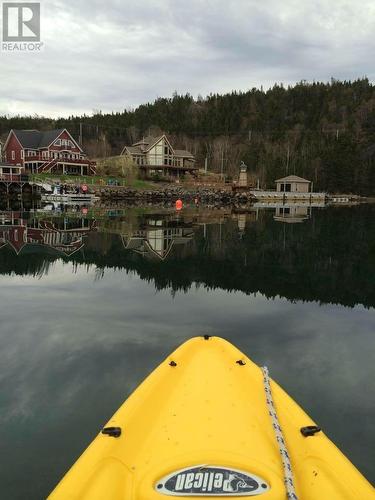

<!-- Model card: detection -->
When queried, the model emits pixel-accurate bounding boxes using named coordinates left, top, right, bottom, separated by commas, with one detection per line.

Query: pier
left=0, top=174, right=51, bottom=197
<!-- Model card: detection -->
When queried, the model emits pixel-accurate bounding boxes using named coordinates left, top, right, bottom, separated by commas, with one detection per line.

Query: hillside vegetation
left=2, top=78, right=375, bottom=193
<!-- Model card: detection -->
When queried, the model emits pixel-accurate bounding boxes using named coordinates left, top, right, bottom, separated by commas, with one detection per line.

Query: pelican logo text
left=155, top=466, right=270, bottom=496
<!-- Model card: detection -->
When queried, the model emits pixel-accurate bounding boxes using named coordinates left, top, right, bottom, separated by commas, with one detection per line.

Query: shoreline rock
left=96, top=186, right=255, bottom=204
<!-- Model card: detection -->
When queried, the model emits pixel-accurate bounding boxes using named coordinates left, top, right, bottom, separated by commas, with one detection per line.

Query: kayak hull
left=48, top=336, right=375, bottom=499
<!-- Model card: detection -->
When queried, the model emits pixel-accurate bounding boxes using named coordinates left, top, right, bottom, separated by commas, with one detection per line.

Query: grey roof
left=174, top=149, right=194, bottom=158
left=39, top=129, right=66, bottom=148
left=125, top=145, right=143, bottom=154
left=133, top=135, right=162, bottom=147
left=275, top=175, right=311, bottom=183
left=12, top=129, right=66, bottom=149
left=125, top=136, right=194, bottom=159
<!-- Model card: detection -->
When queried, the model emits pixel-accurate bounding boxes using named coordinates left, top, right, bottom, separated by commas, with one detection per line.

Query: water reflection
left=122, top=217, right=194, bottom=260
left=0, top=211, right=97, bottom=256
left=0, top=203, right=374, bottom=499
left=1, top=204, right=375, bottom=308
left=273, top=205, right=311, bottom=223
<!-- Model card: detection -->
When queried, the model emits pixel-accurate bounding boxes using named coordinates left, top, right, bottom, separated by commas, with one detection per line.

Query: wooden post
left=221, top=150, right=224, bottom=180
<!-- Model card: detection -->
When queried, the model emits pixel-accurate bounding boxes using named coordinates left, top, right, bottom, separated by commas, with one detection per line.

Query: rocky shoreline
left=96, top=186, right=255, bottom=204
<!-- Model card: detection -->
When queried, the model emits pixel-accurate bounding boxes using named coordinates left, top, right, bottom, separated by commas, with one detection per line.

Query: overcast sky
left=0, top=0, right=374, bottom=117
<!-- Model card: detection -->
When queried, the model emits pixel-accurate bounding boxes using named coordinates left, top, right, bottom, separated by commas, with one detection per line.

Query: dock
left=249, top=190, right=326, bottom=203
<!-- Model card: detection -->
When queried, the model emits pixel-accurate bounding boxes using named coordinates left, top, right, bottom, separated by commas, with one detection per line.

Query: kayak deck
left=48, top=336, right=374, bottom=499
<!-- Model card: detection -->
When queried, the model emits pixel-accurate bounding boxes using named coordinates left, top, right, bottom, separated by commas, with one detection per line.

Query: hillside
left=1, top=78, right=375, bottom=194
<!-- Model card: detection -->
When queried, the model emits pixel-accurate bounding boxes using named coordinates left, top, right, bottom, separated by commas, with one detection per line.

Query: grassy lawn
left=30, top=173, right=155, bottom=190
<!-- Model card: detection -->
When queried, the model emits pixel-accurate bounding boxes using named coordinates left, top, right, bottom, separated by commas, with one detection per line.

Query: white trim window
left=11, top=151, right=15, bottom=160
left=54, top=139, right=61, bottom=146
left=21, top=150, right=24, bottom=159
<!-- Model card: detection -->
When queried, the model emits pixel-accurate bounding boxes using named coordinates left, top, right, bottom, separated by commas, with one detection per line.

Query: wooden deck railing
left=0, top=174, right=29, bottom=182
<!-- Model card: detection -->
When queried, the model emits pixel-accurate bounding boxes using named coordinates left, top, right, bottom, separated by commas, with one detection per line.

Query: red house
left=3, top=129, right=96, bottom=176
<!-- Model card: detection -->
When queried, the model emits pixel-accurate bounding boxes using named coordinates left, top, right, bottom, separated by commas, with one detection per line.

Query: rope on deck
left=261, top=366, right=299, bottom=500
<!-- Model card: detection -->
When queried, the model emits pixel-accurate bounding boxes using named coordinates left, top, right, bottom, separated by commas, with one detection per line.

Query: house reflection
left=122, top=217, right=194, bottom=260
left=273, top=205, right=311, bottom=224
left=0, top=212, right=96, bottom=256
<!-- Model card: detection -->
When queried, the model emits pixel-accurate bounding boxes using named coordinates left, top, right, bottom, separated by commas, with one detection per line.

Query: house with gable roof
left=121, top=135, right=197, bottom=178
left=3, top=129, right=96, bottom=176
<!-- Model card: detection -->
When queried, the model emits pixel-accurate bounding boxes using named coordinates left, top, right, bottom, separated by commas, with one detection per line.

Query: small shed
left=275, top=175, right=311, bottom=193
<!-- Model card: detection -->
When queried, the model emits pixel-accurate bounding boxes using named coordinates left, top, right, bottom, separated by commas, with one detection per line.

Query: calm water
left=0, top=203, right=374, bottom=498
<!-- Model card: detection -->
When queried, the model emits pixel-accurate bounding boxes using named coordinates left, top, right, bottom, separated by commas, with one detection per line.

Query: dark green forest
left=2, top=78, right=375, bottom=194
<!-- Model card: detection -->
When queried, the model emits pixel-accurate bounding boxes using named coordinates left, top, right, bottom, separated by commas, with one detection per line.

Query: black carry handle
left=300, top=425, right=321, bottom=437
left=101, top=426, right=122, bottom=438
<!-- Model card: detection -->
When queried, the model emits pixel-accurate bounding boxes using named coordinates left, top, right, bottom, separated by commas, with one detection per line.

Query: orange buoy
left=175, top=199, right=183, bottom=210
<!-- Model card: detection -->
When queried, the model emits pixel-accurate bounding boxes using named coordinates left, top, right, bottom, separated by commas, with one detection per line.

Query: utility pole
left=221, top=149, right=224, bottom=180
left=204, top=156, right=208, bottom=174
left=79, top=122, right=83, bottom=146
left=286, top=143, right=290, bottom=175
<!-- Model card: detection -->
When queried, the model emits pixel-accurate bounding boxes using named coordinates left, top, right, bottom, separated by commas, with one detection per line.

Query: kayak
left=48, top=336, right=374, bottom=499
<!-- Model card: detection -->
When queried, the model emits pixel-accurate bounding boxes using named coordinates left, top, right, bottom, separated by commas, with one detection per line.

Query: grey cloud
left=0, top=0, right=374, bottom=116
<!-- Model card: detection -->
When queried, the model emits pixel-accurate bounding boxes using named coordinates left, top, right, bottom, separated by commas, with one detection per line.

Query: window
left=21, top=150, right=24, bottom=159
left=280, top=183, right=291, bottom=192
left=11, top=151, right=15, bottom=160
left=280, top=207, right=290, bottom=215
left=54, top=139, right=61, bottom=146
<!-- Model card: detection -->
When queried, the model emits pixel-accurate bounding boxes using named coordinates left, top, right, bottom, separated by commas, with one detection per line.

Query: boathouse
left=273, top=205, right=311, bottom=223
left=275, top=175, right=311, bottom=193
left=3, top=129, right=96, bottom=176
left=121, top=135, right=197, bottom=178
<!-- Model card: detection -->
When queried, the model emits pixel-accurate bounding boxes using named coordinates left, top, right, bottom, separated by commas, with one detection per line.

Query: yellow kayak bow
left=48, top=336, right=375, bottom=499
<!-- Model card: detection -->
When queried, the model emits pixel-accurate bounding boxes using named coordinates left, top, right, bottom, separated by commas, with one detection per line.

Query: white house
left=121, top=135, right=197, bottom=178
left=275, top=175, right=311, bottom=193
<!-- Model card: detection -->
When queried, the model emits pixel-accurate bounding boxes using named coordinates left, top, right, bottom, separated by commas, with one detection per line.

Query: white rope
left=261, top=366, right=299, bottom=500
